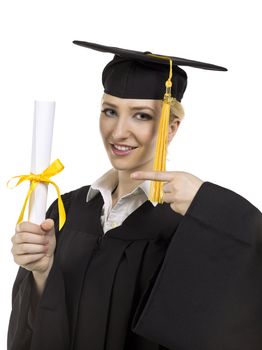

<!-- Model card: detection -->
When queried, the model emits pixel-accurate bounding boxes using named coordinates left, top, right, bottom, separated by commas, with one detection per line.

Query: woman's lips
left=110, top=144, right=137, bottom=156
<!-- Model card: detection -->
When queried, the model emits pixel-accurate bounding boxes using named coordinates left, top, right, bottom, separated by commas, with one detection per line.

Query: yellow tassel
left=146, top=54, right=173, bottom=203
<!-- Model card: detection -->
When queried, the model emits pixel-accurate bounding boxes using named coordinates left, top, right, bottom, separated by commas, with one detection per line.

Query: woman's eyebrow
left=102, top=102, right=156, bottom=112
left=102, top=102, right=118, bottom=108
left=130, top=106, right=155, bottom=112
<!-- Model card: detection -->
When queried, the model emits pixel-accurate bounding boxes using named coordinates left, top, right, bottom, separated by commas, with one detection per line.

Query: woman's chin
left=107, top=152, right=136, bottom=169
left=108, top=158, right=153, bottom=173
left=109, top=161, right=136, bottom=172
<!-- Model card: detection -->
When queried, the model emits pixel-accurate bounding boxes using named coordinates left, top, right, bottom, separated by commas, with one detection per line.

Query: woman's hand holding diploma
left=11, top=219, right=56, bottom=273
left=11, top=219, right=56, bottom=295
left=131, top=171, right=204, bottom=216
left=8, top=101, right=61, bottom=297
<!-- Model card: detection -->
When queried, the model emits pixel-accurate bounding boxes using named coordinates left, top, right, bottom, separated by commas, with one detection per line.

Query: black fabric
left=73, top=40, right=227, bottom=101
left=102, top=56, right=187, bottom=101
left=7, top=182, right=262, bottom=350
left=132, top=183, right=262, bottom=349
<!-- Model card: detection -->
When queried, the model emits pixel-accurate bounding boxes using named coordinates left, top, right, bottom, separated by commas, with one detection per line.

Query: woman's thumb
left=40, top=218, right=55, bottom=233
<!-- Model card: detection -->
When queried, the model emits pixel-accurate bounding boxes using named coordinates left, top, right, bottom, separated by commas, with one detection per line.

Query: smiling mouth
left=110, top=143, right=138, bottom=155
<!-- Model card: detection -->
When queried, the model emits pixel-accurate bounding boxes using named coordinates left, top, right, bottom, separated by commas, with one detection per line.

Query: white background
left=0, top=0, right=261, bottom=347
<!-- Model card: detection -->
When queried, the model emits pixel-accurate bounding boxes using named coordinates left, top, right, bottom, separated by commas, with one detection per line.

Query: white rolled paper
left=28, top=101, right=55, bottom=225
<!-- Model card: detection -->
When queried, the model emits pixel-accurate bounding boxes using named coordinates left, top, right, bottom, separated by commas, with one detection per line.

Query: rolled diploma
left=28, top=101, right=55, bottom=225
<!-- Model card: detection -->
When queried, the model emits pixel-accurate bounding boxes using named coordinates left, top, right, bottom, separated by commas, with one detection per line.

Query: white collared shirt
left=86, top=168, right=157, bottom=234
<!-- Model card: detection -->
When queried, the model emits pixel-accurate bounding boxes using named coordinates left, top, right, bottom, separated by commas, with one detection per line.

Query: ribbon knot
left=29, top=174, right=44, bottom=182
left=7, top=159, right=66, bottom=230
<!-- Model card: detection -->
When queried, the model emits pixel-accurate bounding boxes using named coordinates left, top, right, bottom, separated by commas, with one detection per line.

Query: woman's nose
left=111, top=117, right=131, bottom=139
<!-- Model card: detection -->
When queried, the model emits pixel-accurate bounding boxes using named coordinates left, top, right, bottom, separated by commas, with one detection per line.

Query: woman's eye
left=101, top=108, right=116, bottom=117
left=135, top=113, right=152, bottom=121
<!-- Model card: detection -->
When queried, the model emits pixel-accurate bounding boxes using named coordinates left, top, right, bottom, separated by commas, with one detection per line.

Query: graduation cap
left=73, top=40, right=227, bottom=202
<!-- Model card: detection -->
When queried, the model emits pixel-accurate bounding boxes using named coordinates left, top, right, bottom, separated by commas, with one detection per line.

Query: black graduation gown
left=7, top=181, right=262, bottom=350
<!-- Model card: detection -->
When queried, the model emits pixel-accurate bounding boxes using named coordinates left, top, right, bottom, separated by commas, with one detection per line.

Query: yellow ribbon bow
left=7, top=159, right=66, bottom=230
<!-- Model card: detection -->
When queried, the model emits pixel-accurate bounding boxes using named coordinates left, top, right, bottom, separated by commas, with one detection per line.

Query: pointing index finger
left=130, top=171, right=175, bottom=182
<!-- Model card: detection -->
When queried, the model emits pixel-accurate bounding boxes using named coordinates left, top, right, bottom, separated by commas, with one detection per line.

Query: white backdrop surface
left=0, top=0, right=261, bottom=347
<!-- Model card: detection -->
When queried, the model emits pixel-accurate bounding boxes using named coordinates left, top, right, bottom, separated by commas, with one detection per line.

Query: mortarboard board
left=73, top=40, right=227, bottom=202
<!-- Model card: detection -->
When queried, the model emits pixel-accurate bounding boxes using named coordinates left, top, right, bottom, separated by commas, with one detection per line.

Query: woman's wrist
left=30, top=260, right=53, bottom=323
left=32, top=255, right=54, bottom=296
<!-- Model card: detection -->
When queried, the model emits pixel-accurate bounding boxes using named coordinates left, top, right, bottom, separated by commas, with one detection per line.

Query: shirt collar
left=86, top=168, right=158, bottom=207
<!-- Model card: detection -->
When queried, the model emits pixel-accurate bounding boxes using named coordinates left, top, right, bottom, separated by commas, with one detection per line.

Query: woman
left=8, top=41, right=262, bottom=350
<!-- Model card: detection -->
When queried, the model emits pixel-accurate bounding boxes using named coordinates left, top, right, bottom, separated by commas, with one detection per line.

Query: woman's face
left=99, top=93, right=179, bottom=173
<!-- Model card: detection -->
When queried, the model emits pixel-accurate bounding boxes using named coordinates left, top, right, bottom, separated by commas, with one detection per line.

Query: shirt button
left=111, top=222, right=118, bottom=228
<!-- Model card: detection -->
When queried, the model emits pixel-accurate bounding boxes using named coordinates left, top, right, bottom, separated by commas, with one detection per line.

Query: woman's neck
left=112, top=161, right=153, bottom=203
left=114, top=170, right=142, bottom=198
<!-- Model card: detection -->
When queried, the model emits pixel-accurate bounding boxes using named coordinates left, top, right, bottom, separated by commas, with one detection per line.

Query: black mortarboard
left=73, top=40, right=227, bottom=102
left=73, top=40, right=227, bottom=202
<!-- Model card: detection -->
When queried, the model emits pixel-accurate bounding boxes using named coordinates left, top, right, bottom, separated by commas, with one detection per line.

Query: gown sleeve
left=132, top=181, right=262, bottom=350
left=7, top=192, right=73, bottom=350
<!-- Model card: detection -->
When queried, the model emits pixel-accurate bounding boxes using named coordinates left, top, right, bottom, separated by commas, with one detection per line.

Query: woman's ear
left=168, top=120, right=180, bottom=144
